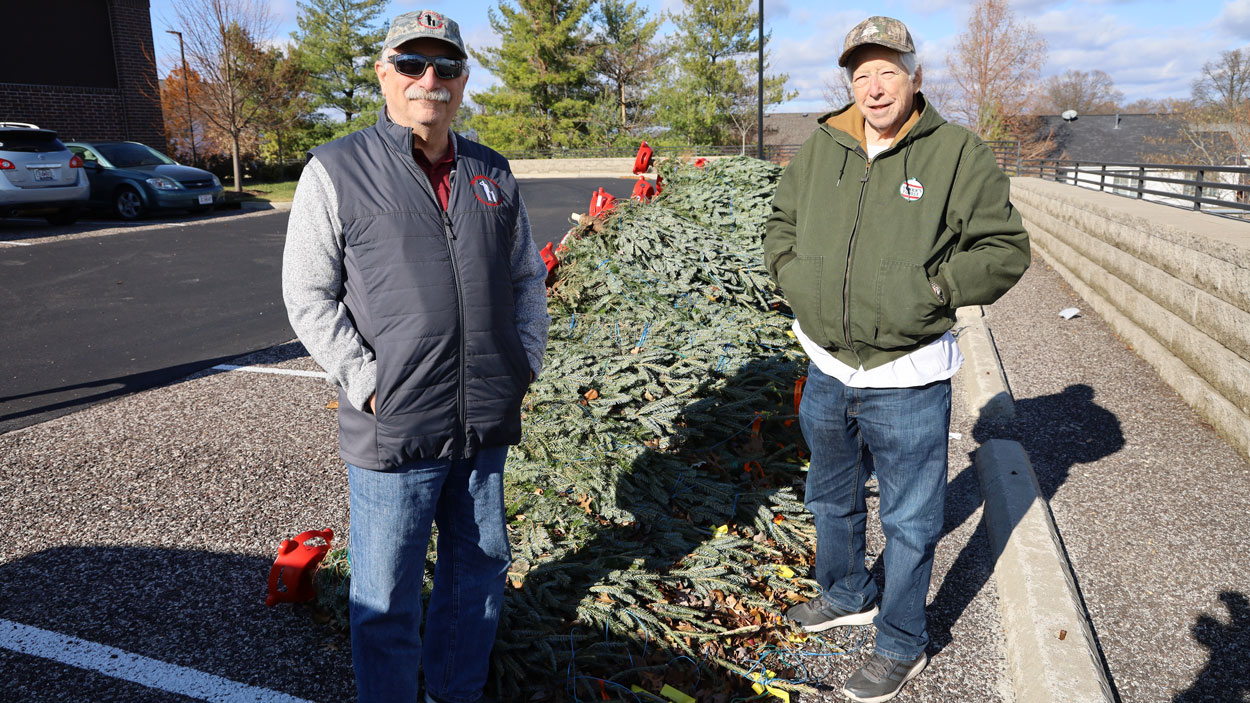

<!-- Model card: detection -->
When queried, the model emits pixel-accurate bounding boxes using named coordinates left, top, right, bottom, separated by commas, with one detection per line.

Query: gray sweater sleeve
left=512, top=196, right=551, bottom=378
left=282, top=157, right=377, bottom=411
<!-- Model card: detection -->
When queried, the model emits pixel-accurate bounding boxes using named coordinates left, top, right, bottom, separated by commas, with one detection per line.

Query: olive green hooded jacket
left=763, top=94, right=1030, bottom=371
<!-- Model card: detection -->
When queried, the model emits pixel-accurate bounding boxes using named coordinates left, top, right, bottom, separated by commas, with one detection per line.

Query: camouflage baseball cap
left=838, top=16, right=915, bottom=67
left=384, top=10, right=467, bottom=59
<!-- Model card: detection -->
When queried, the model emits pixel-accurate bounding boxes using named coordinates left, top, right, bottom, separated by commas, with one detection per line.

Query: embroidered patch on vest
left=900, top=178, right=923, bottom=201
left=472, top=175, right=502, bottom=206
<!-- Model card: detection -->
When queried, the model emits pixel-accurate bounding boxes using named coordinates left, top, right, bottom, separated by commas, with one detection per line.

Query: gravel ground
left=981, top=253, right=1250, bottom=703
left=0, top=331, right=1011, bottom=702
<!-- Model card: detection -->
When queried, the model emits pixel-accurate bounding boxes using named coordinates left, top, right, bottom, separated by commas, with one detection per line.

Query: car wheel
left=46, top=209, right=80, bottom=226
left=114, top=187, right=145, bottom=220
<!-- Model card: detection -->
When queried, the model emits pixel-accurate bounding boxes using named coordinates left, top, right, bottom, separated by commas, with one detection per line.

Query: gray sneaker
left=842, top=652, right=928, bottom=703
left=784, top=597, right=879, bottom=632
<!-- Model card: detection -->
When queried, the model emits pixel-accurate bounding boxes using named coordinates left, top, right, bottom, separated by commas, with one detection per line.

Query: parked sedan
left=0, top=122, right=89, bottom=225
left=64, top=141, right=224, bottom=220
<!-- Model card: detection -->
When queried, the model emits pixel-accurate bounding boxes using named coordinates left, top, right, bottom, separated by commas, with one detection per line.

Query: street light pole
left=166, top=30, right=197, bottom=167
left=757, top=0, right=764, bottom=161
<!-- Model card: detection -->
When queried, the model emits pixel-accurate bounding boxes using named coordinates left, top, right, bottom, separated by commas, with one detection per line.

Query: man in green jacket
left=763, top=16, right=1029, bottom=703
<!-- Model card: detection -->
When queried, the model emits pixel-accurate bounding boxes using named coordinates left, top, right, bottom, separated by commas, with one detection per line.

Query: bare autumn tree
left=947, top=0, right=1046, bottom=141
left=1186, top=48, right=1250, bottom=163
left=1042, top=69, right=1124, bottom=115
left=171, top=0, right=295, bottom=191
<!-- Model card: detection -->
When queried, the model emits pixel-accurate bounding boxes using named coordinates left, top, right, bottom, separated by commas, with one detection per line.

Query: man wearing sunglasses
left=282, top=9, right=549, bottom=703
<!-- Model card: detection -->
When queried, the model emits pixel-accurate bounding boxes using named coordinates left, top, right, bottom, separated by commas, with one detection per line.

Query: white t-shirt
left=794, top=321, right=963, bottom=389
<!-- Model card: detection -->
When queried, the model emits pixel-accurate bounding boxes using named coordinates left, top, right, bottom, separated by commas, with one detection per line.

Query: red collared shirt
left=414, top=139, right=455, bottom=211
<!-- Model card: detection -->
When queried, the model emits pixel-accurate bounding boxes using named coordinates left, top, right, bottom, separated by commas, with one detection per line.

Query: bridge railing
left=1015, top=158, right=1250, bottom=219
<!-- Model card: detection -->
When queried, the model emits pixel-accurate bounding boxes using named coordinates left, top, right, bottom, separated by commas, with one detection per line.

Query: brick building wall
left=0, top=0, right=164, bottom=146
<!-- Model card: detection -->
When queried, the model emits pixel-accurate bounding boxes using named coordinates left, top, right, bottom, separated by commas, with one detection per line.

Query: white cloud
left=1217, top=0, right=1250, bottom=39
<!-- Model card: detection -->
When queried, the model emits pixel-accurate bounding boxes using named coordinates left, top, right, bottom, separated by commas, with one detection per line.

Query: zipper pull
left=861, top=161, right=871, bottom=183
left=442, top=210, right=455, bottom=239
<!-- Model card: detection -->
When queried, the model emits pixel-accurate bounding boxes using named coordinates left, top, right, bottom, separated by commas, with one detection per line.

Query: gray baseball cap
left=384, top=10, right=467, bottom=59
left=839, top=16, right=915, bottom=67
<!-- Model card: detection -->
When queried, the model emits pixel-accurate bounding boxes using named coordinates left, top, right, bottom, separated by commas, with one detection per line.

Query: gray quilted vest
left=311, top=109, right=530, bottom=470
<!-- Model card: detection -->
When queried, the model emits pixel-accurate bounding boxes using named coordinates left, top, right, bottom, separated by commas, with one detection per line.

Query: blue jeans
left=798, top=364, right=950, bottom=661
left=348, top=447, right=511, bottom=703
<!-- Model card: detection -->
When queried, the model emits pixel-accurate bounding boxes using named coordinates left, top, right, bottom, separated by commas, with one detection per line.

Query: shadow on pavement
left=0, top=353, right=246, bottom=432
left=0, top=545, right=353, bottom=702
left=0, top=342, right=312, bottom=434
left=1174, top=590, right=1250, bottom=702
left=926, top=384, right=1123, bottom=681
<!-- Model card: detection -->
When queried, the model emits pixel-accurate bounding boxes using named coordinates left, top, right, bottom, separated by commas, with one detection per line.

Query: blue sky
left=148, top=0, right=1250, bottom=114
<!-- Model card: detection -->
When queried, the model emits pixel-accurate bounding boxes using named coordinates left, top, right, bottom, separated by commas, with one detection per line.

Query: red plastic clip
left=794, top=376, right=807, bottom=415
left=540, top=241, right=561, bottom=286
left=694, top=157, right=707, bottom=168
left=588, top=187, right=616, bottom=217
left=743, top=460, right=765, bottom=480
left=631, top=176, right=656, bottom=202
left=655, top=173, right=664, bottom=194
left=633, top=141, right=653, bottom=174
left=266, top=529, right=334, bottom=606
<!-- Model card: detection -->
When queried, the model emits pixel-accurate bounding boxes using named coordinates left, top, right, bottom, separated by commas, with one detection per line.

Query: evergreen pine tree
left=470, top=0, right=599, bottom=150
left=657, top=0, right=793, bottom=146
left=292, top=0, right=388, bottom=125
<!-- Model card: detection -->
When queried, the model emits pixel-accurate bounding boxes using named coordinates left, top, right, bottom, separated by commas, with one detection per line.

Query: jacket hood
left=817, top=92, right=945, bottom=151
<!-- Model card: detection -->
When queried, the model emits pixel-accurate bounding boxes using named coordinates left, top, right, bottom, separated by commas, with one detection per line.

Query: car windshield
left=95, top=143, right=176, bottom=168
left=0, top=130, right=64, bottom=153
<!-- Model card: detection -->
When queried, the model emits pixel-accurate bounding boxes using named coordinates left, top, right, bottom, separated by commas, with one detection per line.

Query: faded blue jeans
left=798, top=364, right=951, bottom=661
left=347, top=446, right=511, bottom=703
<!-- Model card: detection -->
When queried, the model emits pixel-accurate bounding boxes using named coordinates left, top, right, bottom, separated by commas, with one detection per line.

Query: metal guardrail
left=1017, top=159, right=1250, bottom=217
left=975, top=141, right=1250, bottom=219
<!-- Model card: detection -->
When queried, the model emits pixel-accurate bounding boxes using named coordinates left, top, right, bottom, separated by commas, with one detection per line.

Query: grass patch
left=222, top=180, right=299, bottom=203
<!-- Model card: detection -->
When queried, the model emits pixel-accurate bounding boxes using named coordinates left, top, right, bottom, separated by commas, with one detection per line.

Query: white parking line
left=1, top=240, right=33, bottom=246
left=212, top=364, right=327, bottom=379
left=0, top=619, right=314, bottom=703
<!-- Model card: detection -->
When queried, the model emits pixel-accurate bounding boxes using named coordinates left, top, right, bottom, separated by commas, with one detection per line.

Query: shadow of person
left=0, top=545, right=353, bottom=702
left=489, top=354, right=811, bottom=701
left=1174, top=591, right=1250, bottom=702
left=926, top=383, right=1124, bottom=657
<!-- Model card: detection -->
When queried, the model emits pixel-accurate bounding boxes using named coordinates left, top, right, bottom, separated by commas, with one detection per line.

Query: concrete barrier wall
left=1011, top=177, right=1250, bottom=459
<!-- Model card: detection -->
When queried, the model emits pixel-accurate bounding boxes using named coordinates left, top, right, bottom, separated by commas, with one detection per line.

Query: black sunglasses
left=387, top=53, right=466, bottom=80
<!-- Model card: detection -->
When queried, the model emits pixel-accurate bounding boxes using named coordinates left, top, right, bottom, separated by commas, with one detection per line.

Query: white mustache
left=405, top=86, right=451, bottom=102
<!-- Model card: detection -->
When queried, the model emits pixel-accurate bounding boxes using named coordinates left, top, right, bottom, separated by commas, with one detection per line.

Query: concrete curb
left=955, top=306, right=1015, bottom=422
left=955, top=305, right=1115, bottom=703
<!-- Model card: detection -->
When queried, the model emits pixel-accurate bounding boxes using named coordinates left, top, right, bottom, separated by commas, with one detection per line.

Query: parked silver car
left=0, top=122, right=89, bottom=225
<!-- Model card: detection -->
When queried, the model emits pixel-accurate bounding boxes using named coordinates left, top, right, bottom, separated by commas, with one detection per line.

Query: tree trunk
left=619, top=82, right=627, bottom=127
left=231, top=135, right=243, bottom=193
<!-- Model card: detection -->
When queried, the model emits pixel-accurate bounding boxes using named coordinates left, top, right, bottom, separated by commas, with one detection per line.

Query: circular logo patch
left=472, top=175, right=502, bottom=206
left=419, top=11, right=445, bottom=29
left=899, top=178, right=923, bottom=201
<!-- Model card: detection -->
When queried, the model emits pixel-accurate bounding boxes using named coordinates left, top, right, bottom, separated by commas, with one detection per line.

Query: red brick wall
left=0, top=0, right=165, bottom=146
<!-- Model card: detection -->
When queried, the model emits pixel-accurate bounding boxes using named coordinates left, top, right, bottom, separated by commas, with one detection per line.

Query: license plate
left=198, top=194, right=213, bottom=205
left=33, top=168, right=55, bottom=182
